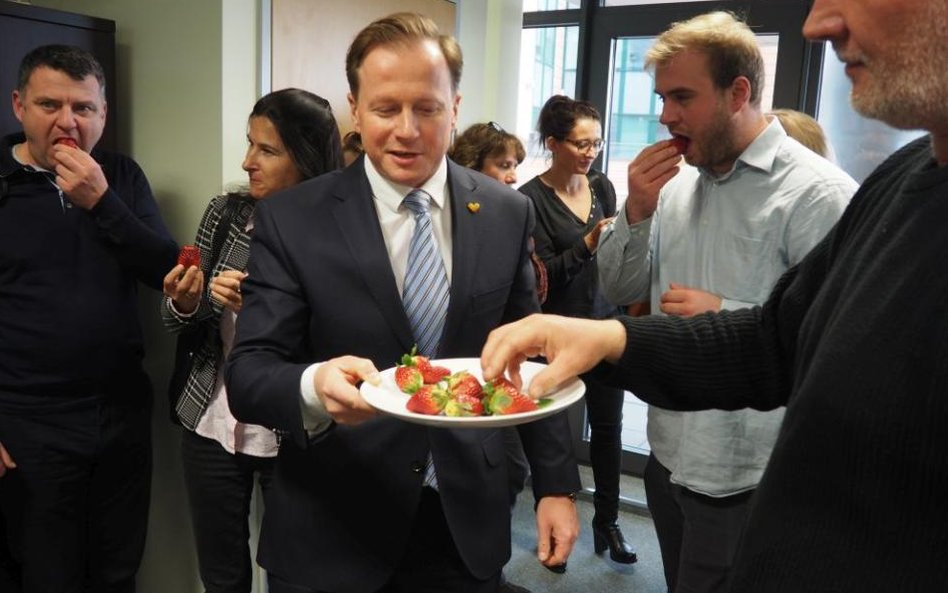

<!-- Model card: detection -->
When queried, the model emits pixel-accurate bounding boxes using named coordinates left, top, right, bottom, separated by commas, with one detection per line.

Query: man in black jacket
left=0, top=45, right=177, bottom=593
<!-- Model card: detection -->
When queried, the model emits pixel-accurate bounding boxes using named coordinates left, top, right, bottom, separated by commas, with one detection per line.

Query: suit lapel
left=442, top=162, right=482, bottom=353
left=331, top=162, right=415, bottom=353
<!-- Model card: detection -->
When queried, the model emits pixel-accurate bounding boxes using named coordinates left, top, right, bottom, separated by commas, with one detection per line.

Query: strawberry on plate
left=444, top=392, right=485, bottom=417
left=422, top=364, right=451, bottom=384
left=484, top=378, right=539, bottom=415
left=395, top=365, right=423, bottom=394
left=406, top=385, right=447, bottom=415
left=445, top=371, right=482, bottom=399
left=400, top=347, right=450, bottom=384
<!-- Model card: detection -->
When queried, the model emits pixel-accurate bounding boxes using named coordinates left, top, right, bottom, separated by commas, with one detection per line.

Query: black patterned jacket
left=160, top=193, right=255, bottom=429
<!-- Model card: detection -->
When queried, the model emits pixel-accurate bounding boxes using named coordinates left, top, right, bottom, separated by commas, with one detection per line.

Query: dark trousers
left=267, top=488, right=500, bottom=593
left=584, top=376, right=625, bottom=525
left=181, top=430, right=275, bottom=593
left=644, top=454, right=753, bottom=593
left=1, top=511, right=21, bottom=592
left=0, top=398, right=151, bottom=593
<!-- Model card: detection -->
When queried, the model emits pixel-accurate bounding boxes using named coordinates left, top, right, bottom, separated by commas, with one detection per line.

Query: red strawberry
left=484, top=379, right=538, bottom=415
left=177, top=244, right=201, bottom=268
left=446, top=371, right=483, bottom=399
left=444, top=391, right=485, bottom=417
left=422, top=365, right=450, bottom=384
left=406, top=385, right=447, bottom=415
left=394, top=365, right=423, bottom=394
left=54, top=137, right=79, bottom=149
left=400, top=347, right=444, bottom=382
left=670, top=136, right=689, bottom=155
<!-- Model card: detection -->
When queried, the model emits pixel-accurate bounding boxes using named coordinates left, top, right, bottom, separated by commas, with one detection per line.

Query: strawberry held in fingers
left=670, top=136, right=689, bottom=155
left=54, top=137, right=79, bottom=149
left=177, top=245, right=201, bottom=268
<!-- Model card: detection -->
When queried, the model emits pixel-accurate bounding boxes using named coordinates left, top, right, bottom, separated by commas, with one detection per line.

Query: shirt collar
left=735, top=117, right=785, bottom=173
left=699, top=117, right=786, bottom=182
left=364, top=155, right=449, bottom=214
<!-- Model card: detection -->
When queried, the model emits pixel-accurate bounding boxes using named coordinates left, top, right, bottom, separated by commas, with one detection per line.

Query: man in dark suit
left=225, top=13, right=581, bottom=593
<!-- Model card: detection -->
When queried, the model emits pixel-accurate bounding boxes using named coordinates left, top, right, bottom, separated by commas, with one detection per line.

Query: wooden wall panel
left=271, top=0, right=456, bottom=133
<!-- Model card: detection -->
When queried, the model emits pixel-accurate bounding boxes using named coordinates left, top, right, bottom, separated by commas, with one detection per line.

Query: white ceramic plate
left=360, top=357, right=585, bottom=428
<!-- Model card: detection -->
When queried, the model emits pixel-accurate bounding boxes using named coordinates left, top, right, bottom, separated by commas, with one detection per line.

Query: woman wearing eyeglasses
left=518, top=95, right=637, bottom=565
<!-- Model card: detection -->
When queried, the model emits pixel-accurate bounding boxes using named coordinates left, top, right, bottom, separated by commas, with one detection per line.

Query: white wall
left=457, top=0, right=523, bottom=130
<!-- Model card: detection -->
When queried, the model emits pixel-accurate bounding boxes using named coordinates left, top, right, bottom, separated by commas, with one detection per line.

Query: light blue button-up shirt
left=598, top=118, right=858, bottom=496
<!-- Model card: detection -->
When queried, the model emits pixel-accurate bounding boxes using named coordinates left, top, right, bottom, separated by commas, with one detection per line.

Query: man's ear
left=347, top=92, right=360, bottom=133
left=12, top=89, right=24, bottom=123
left=729, top=76, right=752, bottom=112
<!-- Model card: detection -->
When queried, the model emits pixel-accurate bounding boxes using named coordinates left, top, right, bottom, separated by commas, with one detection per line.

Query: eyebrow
left=655, top=86, right=695, bottom=98
left=247, top=134, right=279, bottom=150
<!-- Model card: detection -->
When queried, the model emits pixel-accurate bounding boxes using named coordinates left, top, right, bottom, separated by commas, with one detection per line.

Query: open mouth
left=54, top=137, right=79, bottom=149
left=670, top=136, right=690, bottom=155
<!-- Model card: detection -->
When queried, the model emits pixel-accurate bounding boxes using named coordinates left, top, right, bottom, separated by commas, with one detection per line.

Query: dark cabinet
left=0, top=0, right=116, bottom=150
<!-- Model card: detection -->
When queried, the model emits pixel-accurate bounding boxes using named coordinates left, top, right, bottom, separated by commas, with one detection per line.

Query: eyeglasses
left=563, top=138, right=605, bottom=153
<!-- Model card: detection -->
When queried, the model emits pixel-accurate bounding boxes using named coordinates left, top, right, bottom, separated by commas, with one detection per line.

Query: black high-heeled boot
left=592, top=521, right=638, bottom=564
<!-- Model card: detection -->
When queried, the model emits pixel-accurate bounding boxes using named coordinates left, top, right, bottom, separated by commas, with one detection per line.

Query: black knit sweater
left=609, top=136, right=948, bottom=591
left=0, top=133, right=177, bottom=405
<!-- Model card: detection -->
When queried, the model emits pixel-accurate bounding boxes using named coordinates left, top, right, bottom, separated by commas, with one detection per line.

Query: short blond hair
left=769, top=109, right=829, bottom=158
left=646, top=11, right=764, bottom=107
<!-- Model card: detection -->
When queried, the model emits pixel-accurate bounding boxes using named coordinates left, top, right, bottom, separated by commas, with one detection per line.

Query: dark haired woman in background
left=161, top=88, right=343, bottom=593
left=518, top=95, right=637, bottom=565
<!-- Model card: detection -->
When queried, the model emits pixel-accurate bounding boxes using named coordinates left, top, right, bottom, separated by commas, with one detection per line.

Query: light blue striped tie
left=402, top=189, right=449, bottom=358
left=402, top=189, right=449, bottom=490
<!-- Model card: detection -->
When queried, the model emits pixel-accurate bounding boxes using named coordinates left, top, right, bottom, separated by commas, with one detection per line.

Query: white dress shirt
left=298, top=157, right=453, bottom=433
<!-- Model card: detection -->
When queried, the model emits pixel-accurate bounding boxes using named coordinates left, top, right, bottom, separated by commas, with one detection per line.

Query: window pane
left=816, top=47, right=923, bottom=183
left=515, top=25, right=579, bottom=186
left=523, top=0, right=581, bottom=11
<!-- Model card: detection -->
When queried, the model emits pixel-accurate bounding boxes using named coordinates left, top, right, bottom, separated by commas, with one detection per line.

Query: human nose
left=659, top=102, right=677, bottom=128
left=394, top=109, right=420, bottom=139
left=241, top=149, right=256, bottom=172
left=505, top=170, right=517, bottom=185
left=803, top=0, right=845, bottom=42
left=56, top=106, right=77, bottom=130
